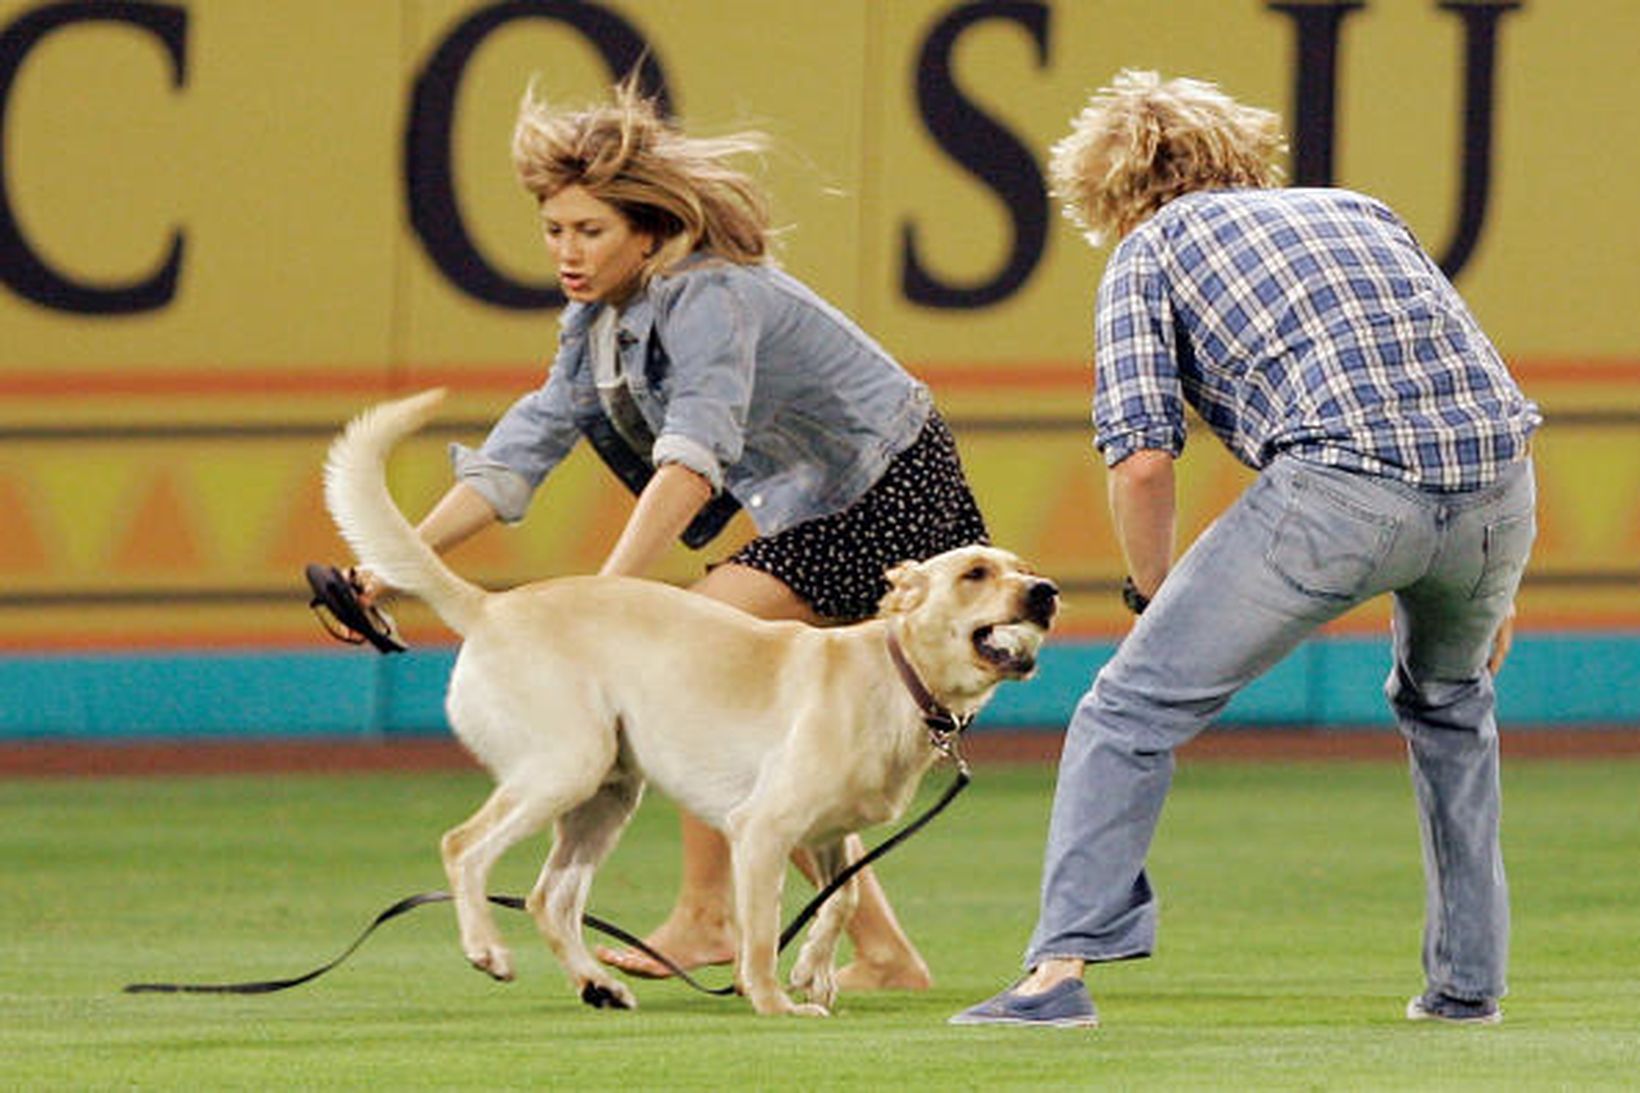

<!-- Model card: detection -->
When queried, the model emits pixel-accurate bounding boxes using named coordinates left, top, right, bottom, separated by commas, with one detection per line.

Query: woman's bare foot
left=835, top=952, right=934, bottom=992
left=595, top=911, right=735, bottom=979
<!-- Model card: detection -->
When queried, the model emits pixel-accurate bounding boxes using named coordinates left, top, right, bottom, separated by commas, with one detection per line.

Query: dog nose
left=1026, top=579, right=1059, bottom=625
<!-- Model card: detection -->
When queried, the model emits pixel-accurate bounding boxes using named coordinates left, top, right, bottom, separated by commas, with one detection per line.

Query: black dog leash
left=125, top=891, right=497, bottom=995
left=123, top=760, right=970, bottom=998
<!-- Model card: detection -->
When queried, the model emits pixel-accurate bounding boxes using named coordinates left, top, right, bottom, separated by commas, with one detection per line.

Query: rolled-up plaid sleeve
left=1093, top=236, right=1187, bottom=467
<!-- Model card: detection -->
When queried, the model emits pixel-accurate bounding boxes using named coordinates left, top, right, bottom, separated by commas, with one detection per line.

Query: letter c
left=0, top=1, right=187, bottom=315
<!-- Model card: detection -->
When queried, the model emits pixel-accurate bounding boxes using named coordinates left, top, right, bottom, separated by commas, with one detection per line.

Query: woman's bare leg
left=594, top=562, right=932, bottom=989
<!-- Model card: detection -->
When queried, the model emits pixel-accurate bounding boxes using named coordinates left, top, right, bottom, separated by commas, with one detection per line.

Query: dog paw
left=789, top=961, right=838, bottom=1010
left=811, top=979, right=839, bottom=1010
left=579, top=979, right=637, bottom=1010
left=750, top=991, right=829, bottom=1017
left=465, top=945, right=515, bottom=982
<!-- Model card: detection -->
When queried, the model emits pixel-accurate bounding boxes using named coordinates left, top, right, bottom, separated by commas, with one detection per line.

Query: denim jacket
left=451, top=258, right=932, bottom=537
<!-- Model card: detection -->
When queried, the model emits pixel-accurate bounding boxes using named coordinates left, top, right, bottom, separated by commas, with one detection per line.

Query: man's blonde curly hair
left=1048, top=70, right=1288, bottom=247
left=512, top=76, right=771, bottom=283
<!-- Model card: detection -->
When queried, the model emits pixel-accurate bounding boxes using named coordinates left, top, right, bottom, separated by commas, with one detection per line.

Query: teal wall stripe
left=1, top=633, right=1635, bottom=741
left=0, top=651, right=378, bottom=739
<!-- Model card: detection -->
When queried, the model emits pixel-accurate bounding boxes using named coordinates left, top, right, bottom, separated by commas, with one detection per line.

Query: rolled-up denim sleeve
left=650, top=433, right=724, bottom=493
left=451, top=370, right=580, bottom=523
left=1093, top=237, right=1187, bottom=467
left=448, top=444, right=535, bottom=523
left=648, top=269, right=756, bottom=492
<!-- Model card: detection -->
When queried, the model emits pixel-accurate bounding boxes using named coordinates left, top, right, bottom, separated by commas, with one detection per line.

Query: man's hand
left=1488, top=603, right=1517, bottom=675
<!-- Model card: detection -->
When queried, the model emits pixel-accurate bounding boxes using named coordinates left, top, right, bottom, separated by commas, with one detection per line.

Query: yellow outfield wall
left=1, top=1, right=1636, bottom=687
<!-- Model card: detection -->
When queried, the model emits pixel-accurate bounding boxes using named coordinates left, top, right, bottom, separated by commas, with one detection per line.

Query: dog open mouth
left=972, top=622, right=1043, bottom=676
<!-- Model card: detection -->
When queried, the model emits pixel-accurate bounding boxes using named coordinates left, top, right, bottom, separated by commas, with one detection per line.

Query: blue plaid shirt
left=1093, top=187, right=1540, bottom=491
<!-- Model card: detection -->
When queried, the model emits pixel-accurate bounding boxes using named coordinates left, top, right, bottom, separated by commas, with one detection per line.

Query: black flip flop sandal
left=304, top=563, right=407, bottom=654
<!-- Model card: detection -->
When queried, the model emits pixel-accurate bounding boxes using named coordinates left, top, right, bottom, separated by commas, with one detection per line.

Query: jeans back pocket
left=1266, top=472, right=1399, bottom=601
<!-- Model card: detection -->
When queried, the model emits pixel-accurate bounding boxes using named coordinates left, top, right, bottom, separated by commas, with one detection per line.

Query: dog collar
left=885, top=626, right=972, bottom=754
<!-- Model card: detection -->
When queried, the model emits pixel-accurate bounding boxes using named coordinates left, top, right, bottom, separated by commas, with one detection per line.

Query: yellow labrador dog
left=323, top=389, right=1057, bottom=1016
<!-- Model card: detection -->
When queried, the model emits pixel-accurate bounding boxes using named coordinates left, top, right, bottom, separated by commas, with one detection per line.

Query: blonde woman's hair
left=1048, top=69, right=1287, bottom=246
left=512, top=76, right=771, bottom=280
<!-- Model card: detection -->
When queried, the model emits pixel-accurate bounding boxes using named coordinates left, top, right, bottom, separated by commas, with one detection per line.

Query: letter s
left=902, top=1, right=1050, bottom=310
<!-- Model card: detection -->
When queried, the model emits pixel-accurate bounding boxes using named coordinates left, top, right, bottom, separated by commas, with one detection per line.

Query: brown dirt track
left=3, top=727, right=1638, bottom=778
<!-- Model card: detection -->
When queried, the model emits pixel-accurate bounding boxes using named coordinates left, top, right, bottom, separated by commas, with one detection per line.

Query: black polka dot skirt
left=727, top=411, right=990, bottom=622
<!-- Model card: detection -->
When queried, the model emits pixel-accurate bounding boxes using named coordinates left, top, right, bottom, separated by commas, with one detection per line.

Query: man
left=951, top=70, right=1539, bottom=1029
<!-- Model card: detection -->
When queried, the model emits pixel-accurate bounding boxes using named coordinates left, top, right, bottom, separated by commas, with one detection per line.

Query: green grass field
left=3, top=753, right=1637, bottom=1090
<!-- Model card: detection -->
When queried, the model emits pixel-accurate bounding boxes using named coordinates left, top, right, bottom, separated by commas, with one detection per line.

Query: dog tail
left=323, top=388, right=486, bottom=636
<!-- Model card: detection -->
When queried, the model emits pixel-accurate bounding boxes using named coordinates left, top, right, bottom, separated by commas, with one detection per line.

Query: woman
left=331, top=79, right=989, bottom=989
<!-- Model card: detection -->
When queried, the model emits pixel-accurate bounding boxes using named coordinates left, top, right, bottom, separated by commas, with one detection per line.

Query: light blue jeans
left=1027, top=455, right=1536, bottom=1002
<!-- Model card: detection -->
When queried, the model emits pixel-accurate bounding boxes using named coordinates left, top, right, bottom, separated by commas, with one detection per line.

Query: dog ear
left=878, top=560, right=930, bottom=616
